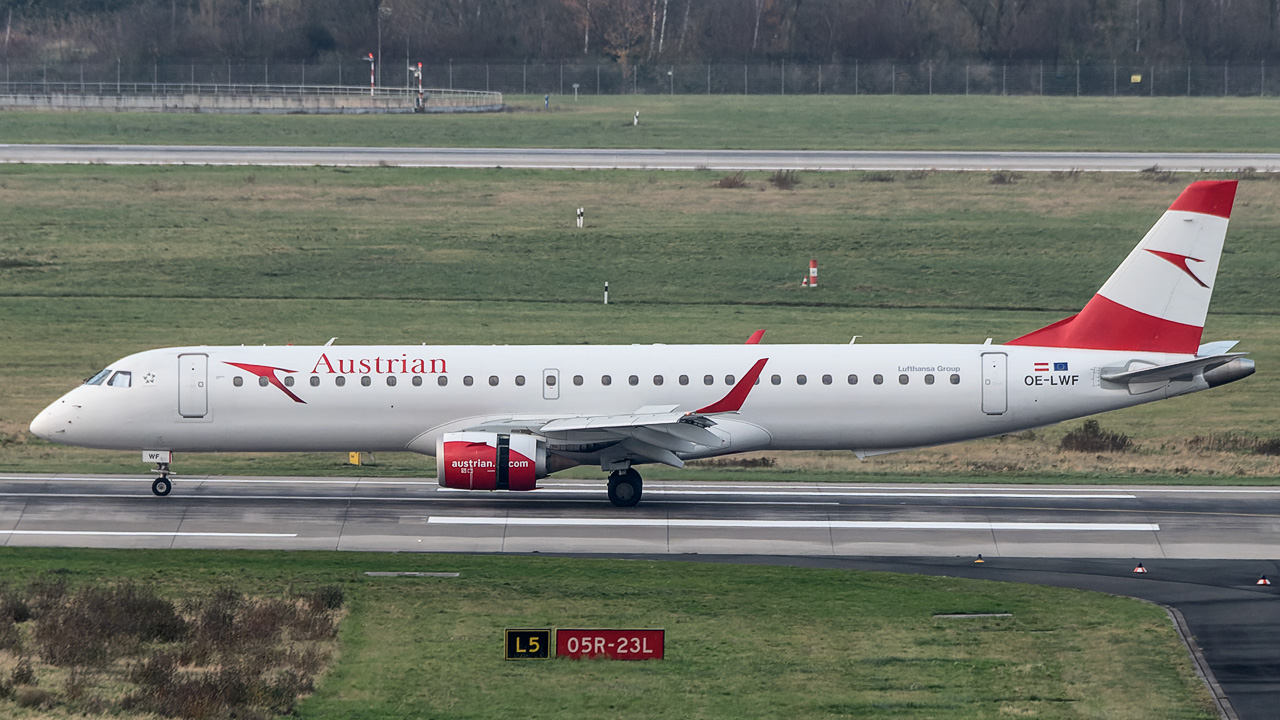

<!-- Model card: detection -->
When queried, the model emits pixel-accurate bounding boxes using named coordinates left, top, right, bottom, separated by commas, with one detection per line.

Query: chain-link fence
left=3, top=60, right=1278, bottom=97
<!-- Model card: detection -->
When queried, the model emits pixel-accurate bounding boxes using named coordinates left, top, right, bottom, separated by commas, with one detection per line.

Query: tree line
left=2, top=0, right=1277, bottom=67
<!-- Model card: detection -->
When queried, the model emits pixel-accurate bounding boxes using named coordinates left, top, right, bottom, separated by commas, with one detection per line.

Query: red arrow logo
left=224, top=362, right=307, bottom=404
left=1145, top=249, right=1210, bottom=289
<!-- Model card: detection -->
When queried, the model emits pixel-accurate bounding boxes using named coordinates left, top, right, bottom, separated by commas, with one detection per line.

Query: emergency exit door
left=981, top=352, right=1007, bottom=415
left=178, top=354, right=208, bottom=418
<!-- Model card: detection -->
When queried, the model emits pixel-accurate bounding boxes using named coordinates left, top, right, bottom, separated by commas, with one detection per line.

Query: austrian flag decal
left=1033, top=362, right=1069, bottom=372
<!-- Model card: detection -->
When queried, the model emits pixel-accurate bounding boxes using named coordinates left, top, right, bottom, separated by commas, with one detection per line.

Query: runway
left=3, top=474, right=1278, bottom=558
left=4, top=473, right=1278, bottom=718
left=3, top=144, right=1280, bottom=171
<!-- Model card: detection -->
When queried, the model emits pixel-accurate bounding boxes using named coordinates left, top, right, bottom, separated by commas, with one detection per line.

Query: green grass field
left=2, top=95, right=1279, bottom=151
left=0, top=548, right=1216, bottom=720
left=2, top=164, right=1277, bottom=480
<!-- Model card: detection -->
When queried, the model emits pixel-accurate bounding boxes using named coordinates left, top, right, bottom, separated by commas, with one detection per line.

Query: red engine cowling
left=436, top=432, right=547, bottom=491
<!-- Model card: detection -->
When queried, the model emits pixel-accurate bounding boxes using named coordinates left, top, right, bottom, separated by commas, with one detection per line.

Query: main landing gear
left=151, top=462, right=173, bottom=497
left=607, top=468, right=643, bottom=508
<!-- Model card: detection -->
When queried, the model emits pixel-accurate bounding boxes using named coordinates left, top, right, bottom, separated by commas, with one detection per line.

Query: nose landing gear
left=147, top=456, right=173, bottom=496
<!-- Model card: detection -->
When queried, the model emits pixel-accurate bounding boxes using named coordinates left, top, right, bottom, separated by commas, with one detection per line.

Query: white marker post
left=576, top=207, right=584, bottom=228
left=366, top=53, right=375, bottom=97
left=634, top=111, right=639, bottom=126
left=604, top=281, right=609, bottom=305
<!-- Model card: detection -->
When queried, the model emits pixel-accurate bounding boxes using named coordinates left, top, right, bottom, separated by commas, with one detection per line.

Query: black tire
left=152, top=477, right=172, bottom=497
left=607, top=469, right=642, bottom=507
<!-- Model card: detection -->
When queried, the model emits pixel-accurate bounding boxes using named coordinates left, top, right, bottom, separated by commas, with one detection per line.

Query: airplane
left=29, top=180, right=1255, bottom=507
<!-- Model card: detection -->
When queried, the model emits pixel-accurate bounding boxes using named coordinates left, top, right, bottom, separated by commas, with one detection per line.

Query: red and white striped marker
left=801, top=259, right=817, bottom=287
left=1258, top=575, right=1272, bottom=586
left=1133, top=563, right=1148, bottom=574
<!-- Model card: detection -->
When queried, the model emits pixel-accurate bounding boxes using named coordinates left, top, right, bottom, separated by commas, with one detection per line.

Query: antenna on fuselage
left=325, top=337, right=337, bottom=346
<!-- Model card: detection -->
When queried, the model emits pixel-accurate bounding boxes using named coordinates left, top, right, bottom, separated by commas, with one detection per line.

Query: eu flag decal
left=1053, top=362, right=1069, bottom=371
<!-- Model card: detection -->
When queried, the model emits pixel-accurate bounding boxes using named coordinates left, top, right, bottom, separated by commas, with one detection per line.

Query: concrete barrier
left=0, top=89, right=503, bottom=114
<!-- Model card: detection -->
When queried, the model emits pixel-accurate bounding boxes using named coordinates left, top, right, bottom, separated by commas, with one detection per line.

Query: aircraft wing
left=462, top=358, right=769, bottom=467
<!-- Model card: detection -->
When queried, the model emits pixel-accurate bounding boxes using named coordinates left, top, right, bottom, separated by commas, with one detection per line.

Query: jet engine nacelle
left=436, top=432, right=547, bottom=491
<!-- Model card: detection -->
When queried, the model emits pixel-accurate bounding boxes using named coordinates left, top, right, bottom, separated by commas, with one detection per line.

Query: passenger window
left=950, top=374, right=961, bottom=385
left=573, top=375, right=583, bottom=386
left=259, top=376, right=270, bottom=387
left=899, top=374, right=909, bottom=385
left=770, top=374, right=781, bottom=385
left=629, top=375, right=639, bottom=386
left=653, top=375, right=663, bottom=386
left=85, top=369, right=112, bottom=386
left=438, top=376, right=448, bottom=387
left=725, top=374, right=735, bottom=385
left=925, top=374, right=935, bottom=385
left=516, top=375, right=526, bottom=386
left=284, top=376, right=295, bottom=387
left=848, top=374, right=858, bottom=385
left=463, top=376, right=474, bottom=387
left=822, top=374, right=832, bottom=385
left=233, top=377, right=243, bottom=387
left=679, top=375, right=689, bottom=386
left=797, top=374, right=807, bottom=385
left=336, top=376, right=346, bottom=387
left=703, top=375, right=714, bottom=386
left=545, top=375, right=557, bottom=386
left=873, top=374, right=884, bottom=385
left=489, top=375, right=499, bottom=386
left=412, top=376, right=423, bottom=387
left=602, top=375, right=612, bottom=386
left=387, top=376, right=397, bottom=387
left=361, top=376, right=372, bottom=387
left=310, top=376, right=320, bottom=387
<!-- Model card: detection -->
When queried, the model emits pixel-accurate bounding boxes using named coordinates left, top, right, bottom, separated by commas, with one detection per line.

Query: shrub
left=1139, top=165, right=1176, bottom=183
left=0, top=616, right=20, bottom=651
left=1060, top=419, right=1134, bottom=453
left=11, top=660, right=36, bottom=686
left=1048, top=168, right=1082, bottom=181
left=14, top=685, right=55, bottom=709
left=0, top=585, right=32, bottom=623
left=716, top=171, right=747, bottom=188
left=768, top=169, right=799, bottom=189
left=1257, top=438, right=1280, bottom=456
left=989, top=171, right=1022, bottom=185
left=129, top=650, right=178, bottom=689
left=25, top=572, right=68, bottom=616
left=305, top=585, right=345, bottom=612
left=860, top=171, right=895, bottom=183
left=904, top=169, right=931, bottom=181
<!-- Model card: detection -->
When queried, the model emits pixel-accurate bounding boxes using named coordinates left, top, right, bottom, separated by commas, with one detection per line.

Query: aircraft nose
left=29, top=402, right=67, bottom=441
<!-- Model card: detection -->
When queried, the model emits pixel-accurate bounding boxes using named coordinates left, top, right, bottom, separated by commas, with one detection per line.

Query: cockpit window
left=107, top=371, right=132, bottom=388
left=85, top=368, right=112, bottom=385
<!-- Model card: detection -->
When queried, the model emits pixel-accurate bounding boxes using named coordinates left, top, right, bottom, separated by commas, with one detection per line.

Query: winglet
left=693, top=358, right=768, bottom=414
left=745, top=329, right=765, bottom=345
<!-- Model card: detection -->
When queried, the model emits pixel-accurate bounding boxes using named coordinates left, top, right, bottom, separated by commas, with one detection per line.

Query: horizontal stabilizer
left=1100, top=353, right=1248, bottom=384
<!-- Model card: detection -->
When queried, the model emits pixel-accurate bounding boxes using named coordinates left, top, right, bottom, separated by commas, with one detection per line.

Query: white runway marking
left=0, top=530, right=297, bottom=538
left=427, top=517, right=1159, bottom=532
left=437, top=488, right=1136, bottom=499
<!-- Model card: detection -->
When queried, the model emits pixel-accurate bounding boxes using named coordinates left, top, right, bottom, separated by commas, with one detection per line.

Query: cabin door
left=178, top=354, right=209, bottom=418
left=981, top=352, right=1007, bottom=415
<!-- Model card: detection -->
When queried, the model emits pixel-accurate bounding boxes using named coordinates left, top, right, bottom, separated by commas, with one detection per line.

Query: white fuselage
left=30, top=342, right=1199, bottom=463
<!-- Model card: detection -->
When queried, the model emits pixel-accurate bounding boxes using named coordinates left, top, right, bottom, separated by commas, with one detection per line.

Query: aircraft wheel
left=152, top=476, right=172, bottom=497
left=607, top=469, right=642, bottom=507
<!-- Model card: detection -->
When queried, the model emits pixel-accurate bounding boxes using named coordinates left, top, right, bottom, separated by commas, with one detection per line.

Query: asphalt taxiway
left=4, top=473, right=1277, bottom=718
left=3, top=144, right=1280, bottom=172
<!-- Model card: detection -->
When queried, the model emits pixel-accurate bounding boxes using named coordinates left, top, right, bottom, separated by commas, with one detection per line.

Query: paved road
left=3, top=144, right=1280, bottom=171
left=5, top=473, right=1278, bottom=718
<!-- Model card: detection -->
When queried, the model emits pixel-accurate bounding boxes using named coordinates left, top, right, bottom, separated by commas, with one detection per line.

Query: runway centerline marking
left=427, top=517, right=1159, bottom=532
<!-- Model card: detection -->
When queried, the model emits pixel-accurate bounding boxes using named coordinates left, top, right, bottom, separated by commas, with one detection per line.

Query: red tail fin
left=1007, top=180, right=1235, bottom=354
